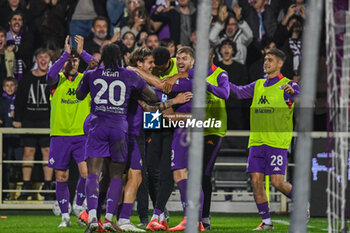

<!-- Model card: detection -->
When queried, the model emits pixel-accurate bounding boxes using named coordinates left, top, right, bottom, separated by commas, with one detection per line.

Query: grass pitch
left=0, top=210, right=327, bottom=233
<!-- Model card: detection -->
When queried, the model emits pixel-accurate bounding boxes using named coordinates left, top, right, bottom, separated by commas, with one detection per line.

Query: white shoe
left=58, top=217, right=71, bottom=228
left=72, top=204, right=84, bottom=217
left=253, top=222, right=274, bottom=231
left=119, top=221, right=146, bottom=232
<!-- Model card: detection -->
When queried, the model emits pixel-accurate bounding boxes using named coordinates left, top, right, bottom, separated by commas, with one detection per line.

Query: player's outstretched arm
left=75, top=35, right=98, bottom=66
left=206, top=72, right=230, bottom=100
left=229, top=81, right=256, bottom=99
left=46, top=36, right=71, bottom=87
left=140, top=85, right=160, bottom=104
left=127, top=66, right=164, bottom=90
left=138, top=92, right=193, bottom=112
left=162, top=72, right=189, bottom=93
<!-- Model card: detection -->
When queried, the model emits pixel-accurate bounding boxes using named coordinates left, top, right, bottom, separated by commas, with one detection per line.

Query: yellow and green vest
left=205, top=67, right=227, bottom=137
left=248, top=77, right=294, bottom=149
left=152, top=58, right=178, bottom=79
left=50, top=73, right=91, bottom=136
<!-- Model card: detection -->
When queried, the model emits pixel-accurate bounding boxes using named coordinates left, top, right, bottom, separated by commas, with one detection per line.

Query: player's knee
left=271, top=179, right=283, bottom=189
left=78, top=165, right=88, bottom=179
left=23, top=150, right=35, bottom=159
left=80, top=170, right=88, bottom=179
left=131, top=170, right=142, bottom=186
left=55, top=171, right=68, bottom=182
left=251, top=176, right=262, bottom=188
left=173, top=171, right=180, bottom=183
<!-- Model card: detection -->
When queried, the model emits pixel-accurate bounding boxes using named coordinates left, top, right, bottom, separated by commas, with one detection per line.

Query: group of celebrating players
left=46, top=34, right=301, bottom=232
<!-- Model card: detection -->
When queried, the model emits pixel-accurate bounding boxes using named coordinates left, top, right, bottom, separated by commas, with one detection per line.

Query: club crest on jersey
left=143, top=110, right=161, bottom=129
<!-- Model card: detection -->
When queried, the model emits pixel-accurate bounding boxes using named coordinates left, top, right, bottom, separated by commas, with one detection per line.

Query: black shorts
left=21, top=120, right=50, bottom=148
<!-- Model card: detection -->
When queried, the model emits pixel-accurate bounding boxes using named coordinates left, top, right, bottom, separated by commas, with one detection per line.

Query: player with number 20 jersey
left=76, top=44, right=158, bottom=233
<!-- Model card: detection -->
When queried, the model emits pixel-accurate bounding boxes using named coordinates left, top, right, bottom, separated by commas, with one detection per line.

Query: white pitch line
left=272, top=219, right=328, bottom=231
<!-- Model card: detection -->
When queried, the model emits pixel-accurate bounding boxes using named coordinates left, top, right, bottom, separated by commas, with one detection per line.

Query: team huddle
left=47, top=35, right=301, bottom=232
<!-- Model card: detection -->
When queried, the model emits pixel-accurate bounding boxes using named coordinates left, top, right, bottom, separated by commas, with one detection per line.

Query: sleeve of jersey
left=76, top=72, right=91, bottom=98
left=46, top=51, right=70, bottom=85
left=80, top=50, right=97, bottom=65
left=133, top=71, right=148, bottom=91
left=206, top=72, right=230, bottom=100
left=284, top=80, right=300, bottom=107
left=229, top=81, right=256, bottom=99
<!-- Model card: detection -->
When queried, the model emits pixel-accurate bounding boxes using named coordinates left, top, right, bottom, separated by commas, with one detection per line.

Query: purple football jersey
left=78, top=67, right=147, bottom=132
left=127, top=99, right=144, bottom=137
left=171, top=69, right=194, bottom=93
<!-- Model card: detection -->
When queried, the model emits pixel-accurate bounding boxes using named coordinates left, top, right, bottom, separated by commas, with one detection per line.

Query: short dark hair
left=177, top=46, right=194, bottom=59
left=34, top=48, right=51, bottom=58
left=160, top=38, right=174, bottom=47
left=99, top=43, right=121, bottom=71
left=0, top=26, right=6, bottom=36
left=152, top=46, right=170, bottom=66
left=147, top=33, right=159, bottom=40
left=129, top=47, right=152, bottom=67
left=122, top=31, right=135, bottom=40
left=266, top=48, right=286, bottom=63
left=3, top=77, right=17, bottom=87
left=70, top=48, right=80, bottom=58
left=219, top=39, right=237, bottom=57
left=8, top=10, right=24, bottom=23
left=92, top=16, right=109, bottom=28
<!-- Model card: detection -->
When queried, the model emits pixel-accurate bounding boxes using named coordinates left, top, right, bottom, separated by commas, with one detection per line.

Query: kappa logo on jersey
left=66, top=88, right=76, bottom=96
left=143, top=110, right=161, bottom=129
left=258, top=95, right=270, bottom=104
left=273, top=167, right=281, bottom=172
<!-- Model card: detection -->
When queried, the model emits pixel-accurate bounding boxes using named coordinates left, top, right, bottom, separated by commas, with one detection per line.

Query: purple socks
left=119, top=203, right=133, bottom=220
left=256, top=202, right=270, bottom=220
left=177, top=179, right=187, bottom=214
left=76, top=177, right=86, bottom=206
left=106, top=178, right=123, bottom=215
left=154, top=208, right=163, bottom=216
left=56, top=181, right=69, bottom=214
left=85, top=174, right=100, bottom=212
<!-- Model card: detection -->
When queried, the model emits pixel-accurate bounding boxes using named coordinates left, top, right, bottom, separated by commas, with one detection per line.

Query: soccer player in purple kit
left=76, top=43, right=159, bottom=233
left=46, top=35, right=95, bottom=228
left=116, top=47, right=192, bottom=232
left=166, top=46, right=230, bottom=232
left=230, top=48, right=301, bottom=230
left=129, top=46, right=191, bottom=231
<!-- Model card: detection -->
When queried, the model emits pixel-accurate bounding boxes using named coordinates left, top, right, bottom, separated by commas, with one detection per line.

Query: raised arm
left=229, top=81, right=256, bottom=99
left=76, top=35, right=96, bottom=65
left=206, top=72, right=230, bottom=100
left=46, top=36, right=71, bottom=87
